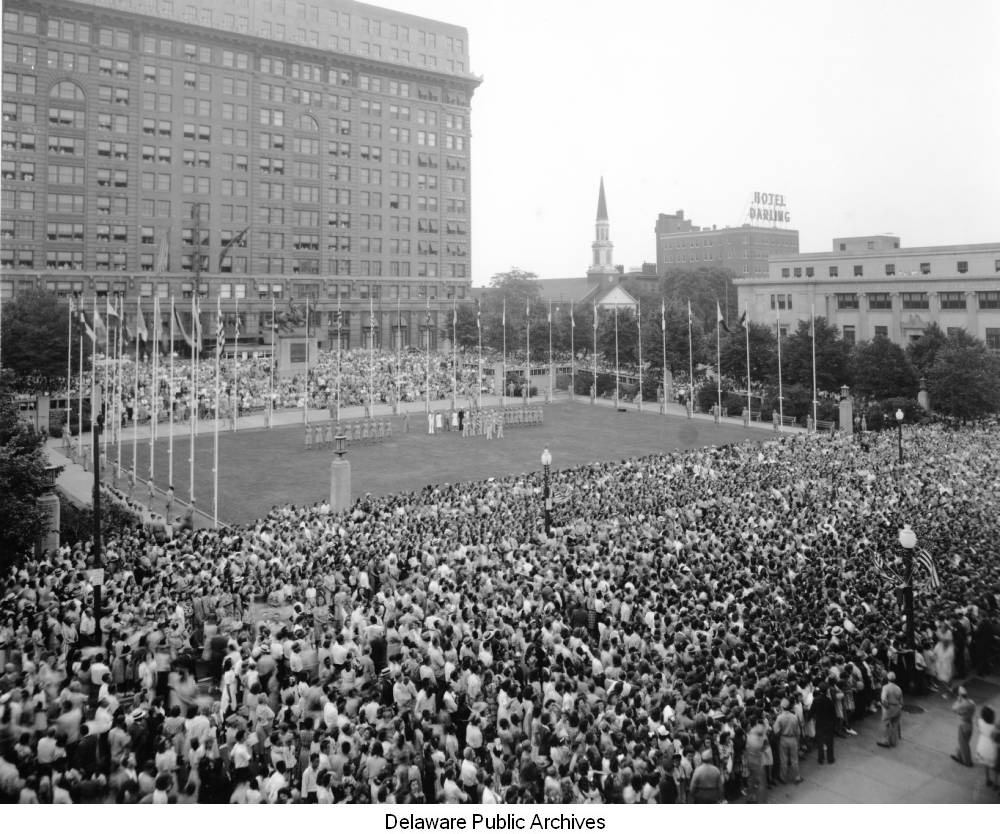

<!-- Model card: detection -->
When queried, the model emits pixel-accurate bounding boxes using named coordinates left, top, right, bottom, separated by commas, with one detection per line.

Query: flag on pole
left=218, top=226, right=250, bottom=271
left=80, top=309, right=96, bottom=343
left=593, top=298, right=598, bottom=330
left=915, top=548, right=941, bottom=590
left=739, top=310, right=747, bottom=329
left=136, top=300, right=148, bottom=342
left=547, top=302, right=551, bottom=324
left=215, top=297, right=226, bottom=358
left=717, top=301, right=730, bottom=334
left=233, top=307, right=241, bottom=342
left=476, top=298, right=481, bottom=332
left=661, top=299, right=666, bottom=332
left=570, top=305, right=575, bottom=329
left=501, top=297, right=506, bottom=328
left=106, top=298, right=120, bottom=320
left=94, top=305, right=107, bottom=344
left=192, top=294, right=203, bottom=352
left=687, top=300, right=693, bottom=326
left=174, top=306, right=194, bottom=349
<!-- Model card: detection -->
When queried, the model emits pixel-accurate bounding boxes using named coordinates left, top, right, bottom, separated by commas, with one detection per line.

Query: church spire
left=588, top=177, right=615, bottom=279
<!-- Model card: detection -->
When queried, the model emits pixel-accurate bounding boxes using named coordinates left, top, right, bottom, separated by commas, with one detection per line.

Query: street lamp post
left=541, top=448, right=552, bottom=535
left=895, top=408, right=904, bottom=463
left=898, top=524, right=917, bottom=687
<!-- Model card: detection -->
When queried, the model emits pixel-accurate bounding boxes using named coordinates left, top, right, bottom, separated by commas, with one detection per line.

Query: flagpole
left=231, top=294, right=239, bottom=431
left=424, top=295, right=430, bottom=414
left=114, top=296, right=122, bottom=481
left=213, top=295, right=221, bottom=527
left=450, top=298, right=457, bottom=410
left=168, top=296, right=174, bottom=489
left=637, top=300, right=643, bottom=412
left=189, top=292, right=197, bottom=505
left=501, top=297, right=506, bottom=406
left=614, top=305, right=620, bottom=408
left=269, top=292, right=276, bottom=428
left=66, top=297, right=73, bottom=449
left=369, top=294, right=375, bottom=418
left=744, top=306, right=752, bottom=420
left=716, top=302, right=722, bottom=421
left=687, top=300, right=694, bottom=418
left=660, top=299, right=667, bottom=416
left=569, top=305, right=575, bottom=401
left=335, top=296, right=342, bottom=420
left=150, top=295, right=158, bottom=480
left=132, top=296, right=140, bottom=485
left=303, top=295, right=310, bottom=427
left=92, top=296, right=98, bottom=446
left=395, top=295, right=401, bottom=415
left=476, top=300, right=483, bottom=411
left=525, top=298, right=530, bottom=403
left=592, top=300, right=598, bottom=404
left=811, top=299, right=818, bottom=430
left=776, top=306, right=784, bottom=432
left=103, top=297, right=110, bottom=465
left=77, top=297, right=84, bottom=459
left=548, top=299, right=553, bottom=402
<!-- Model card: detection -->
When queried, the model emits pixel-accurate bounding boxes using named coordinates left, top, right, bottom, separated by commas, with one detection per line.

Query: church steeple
left=588, top=177, right=615, bottom=279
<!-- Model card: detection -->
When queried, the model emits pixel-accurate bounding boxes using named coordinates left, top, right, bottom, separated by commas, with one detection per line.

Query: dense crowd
left=1, top=422, right=998, bottom=804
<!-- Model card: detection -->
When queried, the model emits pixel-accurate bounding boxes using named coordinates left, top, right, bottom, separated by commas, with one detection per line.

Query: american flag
left=916, top=548, right=941, bottom=590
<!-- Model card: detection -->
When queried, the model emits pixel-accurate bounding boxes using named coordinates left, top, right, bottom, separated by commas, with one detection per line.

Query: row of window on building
left=780, top=260, right=1000, bottom=278
left=4, top=8, right=468, bottom=75
left=770, top=291, right=1000, bottom=312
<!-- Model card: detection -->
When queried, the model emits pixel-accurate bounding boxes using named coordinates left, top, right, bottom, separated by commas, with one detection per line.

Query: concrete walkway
left=770, top=673, right=1000, bottom=804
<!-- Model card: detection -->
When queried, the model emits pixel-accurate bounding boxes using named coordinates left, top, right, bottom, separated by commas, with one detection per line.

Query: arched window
left=297, top=114, right=319, bottom=132
left=50, top=80, right=85, bottom=100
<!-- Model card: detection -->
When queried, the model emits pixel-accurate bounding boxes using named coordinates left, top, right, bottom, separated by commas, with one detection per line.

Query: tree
left=0, top=385, right=58, bottom=566
left=452, top=302, right=479, bottom=349
left=0, top=288, right=82, bottom=384
left=782, top=317, right=850, bottom=392
left=661, top=266, right=739, bottom=329
left=926, top=342, right=1000, bottom=421
left=719, top=322, right=777, bottom=386
left=905, top=322, right=948, bottom=377
left=849, top=336, right=918, bottom=402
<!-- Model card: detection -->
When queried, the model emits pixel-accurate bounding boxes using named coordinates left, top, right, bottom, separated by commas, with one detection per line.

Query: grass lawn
left=112, top=402, right=770, bottom=526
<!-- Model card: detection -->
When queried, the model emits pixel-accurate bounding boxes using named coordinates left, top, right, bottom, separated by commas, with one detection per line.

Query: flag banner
left=218, top=226, right=250, bottom=270
left=216, top=298, right=226, bottom=358
left=916, top=549, right=941, bottom=590
left=107, top=299, right=120, bottom=320
left=547, top=304, right=551, bottom=324
left=593, top=299, right=598, bottom=330
left=688, top=300, right=693, bottom=325
left=661, top=299, right=666, bottom=332
left=192, top=295, right=203, bottom=351
left=739, top=310, right=748, bottom=329
left=570, top=306, right=575, bottom=328
left=502, top=298, right=506, bottom=328
left=94, top=306, right=106, bottom=344
left=136, top=301, right=149, bottom=342
left=152, top=297, right=163, bottom=347
left=717, top=301, right=730, bottom=334
left=476, top=299, right=481, bottom=331
left=234, top=310, right=241, bottom=342
left=174, top=307, right=194, bottom=349
left=80, top=310, right=96, bottom=343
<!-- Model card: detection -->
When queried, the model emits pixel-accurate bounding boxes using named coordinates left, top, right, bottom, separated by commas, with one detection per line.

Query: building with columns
left=1, top=0, right=478, bottom=354
left=734, top=235, right=1000, bottom=352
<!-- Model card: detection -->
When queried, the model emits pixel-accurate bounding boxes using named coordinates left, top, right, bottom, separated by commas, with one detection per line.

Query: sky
left=386, top=0, right=1000, bottom=283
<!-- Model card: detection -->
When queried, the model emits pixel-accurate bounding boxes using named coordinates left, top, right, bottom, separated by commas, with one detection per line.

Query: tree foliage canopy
left=1, top=288, right=84, bottom=384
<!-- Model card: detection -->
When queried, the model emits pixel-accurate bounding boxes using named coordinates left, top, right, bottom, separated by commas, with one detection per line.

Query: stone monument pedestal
left=330, top=458, right=351, bottom=513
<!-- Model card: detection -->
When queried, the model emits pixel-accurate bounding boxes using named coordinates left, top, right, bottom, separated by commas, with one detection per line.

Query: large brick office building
left=2, top=0, right=478, bottom=352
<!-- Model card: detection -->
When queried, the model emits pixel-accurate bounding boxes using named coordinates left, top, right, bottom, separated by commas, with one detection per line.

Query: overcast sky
left=384, top=0, right=1000, bottom=283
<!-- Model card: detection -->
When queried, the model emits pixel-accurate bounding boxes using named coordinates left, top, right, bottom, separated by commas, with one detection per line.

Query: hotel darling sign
left=748, top=191, right=791, bottom=224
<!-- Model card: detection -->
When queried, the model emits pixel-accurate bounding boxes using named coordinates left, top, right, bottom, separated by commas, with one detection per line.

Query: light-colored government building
left=735, top=235, right=1000, bottom=352
left=1, top=0, right=478, bottom=352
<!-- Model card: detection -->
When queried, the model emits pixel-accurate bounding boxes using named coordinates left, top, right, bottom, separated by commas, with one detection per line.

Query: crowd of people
left=1, top=421, right=998, bottom=804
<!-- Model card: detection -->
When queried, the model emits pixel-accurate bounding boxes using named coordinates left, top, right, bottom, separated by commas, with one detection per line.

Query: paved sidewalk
left=769, top=674, right=1000, bottom=804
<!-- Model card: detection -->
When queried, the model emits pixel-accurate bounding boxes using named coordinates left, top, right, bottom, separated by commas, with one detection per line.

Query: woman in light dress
left=974, top=706, right=998, bottom=789
left=933, top=621, right=955, bottom=692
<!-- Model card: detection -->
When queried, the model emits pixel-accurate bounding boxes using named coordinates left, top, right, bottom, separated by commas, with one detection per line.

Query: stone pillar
left=838, top=388, right=854, bottom=436
left=742, top=408, right=750, bottom=427
left=917, top=376, right=930, bottom=413
left=330, top=458, right=351, bottom=513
